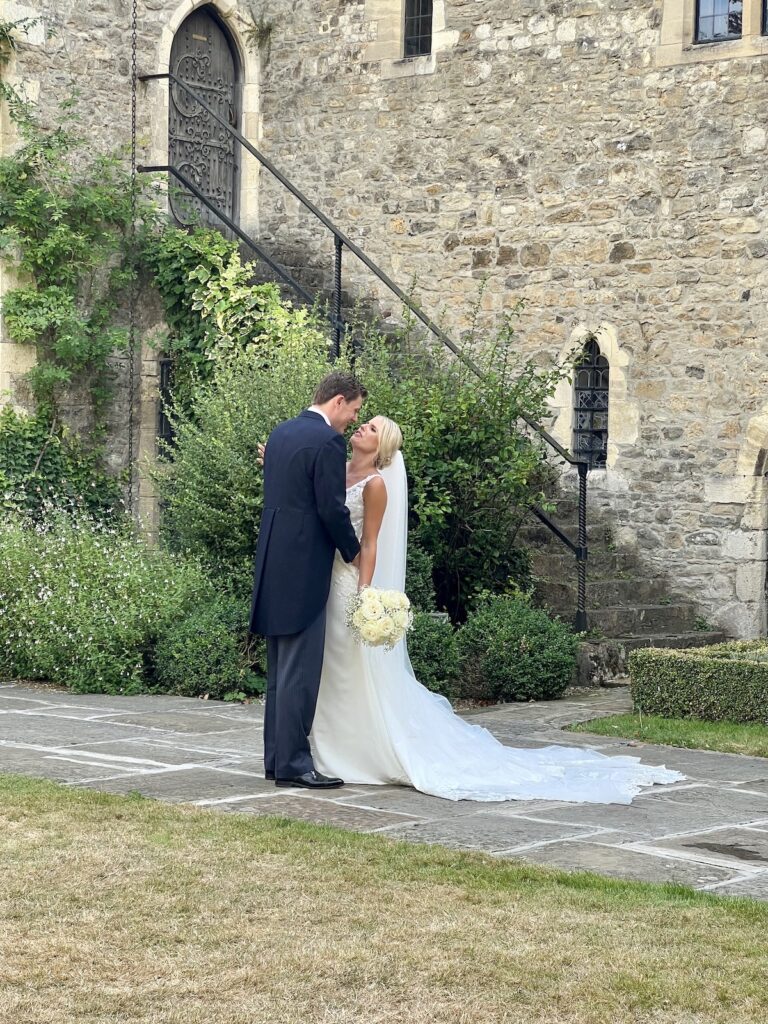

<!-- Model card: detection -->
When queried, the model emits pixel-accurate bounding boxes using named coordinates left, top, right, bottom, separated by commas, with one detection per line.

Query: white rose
left=360, top=622, right=381, bottom=644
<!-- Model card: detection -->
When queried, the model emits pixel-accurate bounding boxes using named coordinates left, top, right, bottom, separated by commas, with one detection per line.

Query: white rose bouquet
left=346, top=587, right=413, bottom=650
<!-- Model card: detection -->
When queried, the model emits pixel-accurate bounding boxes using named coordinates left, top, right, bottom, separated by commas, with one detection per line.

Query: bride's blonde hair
left=375, top=416, right=403, bottom=469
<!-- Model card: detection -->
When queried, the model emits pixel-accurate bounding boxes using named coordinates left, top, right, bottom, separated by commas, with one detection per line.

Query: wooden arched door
left=168, top=6, right=240, bottom=228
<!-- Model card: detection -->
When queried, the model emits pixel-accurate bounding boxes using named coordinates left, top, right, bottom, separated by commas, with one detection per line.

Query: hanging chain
left=127, top=0, right=138, bottom=515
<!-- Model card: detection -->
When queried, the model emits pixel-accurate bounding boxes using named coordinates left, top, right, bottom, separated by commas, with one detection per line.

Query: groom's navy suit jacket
left=249, top=410, right=361, bottom=638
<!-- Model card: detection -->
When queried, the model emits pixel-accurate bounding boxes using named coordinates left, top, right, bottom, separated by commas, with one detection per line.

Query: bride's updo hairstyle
left=375, top=416, right=403, bottom=469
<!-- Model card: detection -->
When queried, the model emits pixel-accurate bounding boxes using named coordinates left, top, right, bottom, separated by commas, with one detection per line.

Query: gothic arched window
left=573, top=336, right=609, bottom=469
left=404, top=0, right=433, bottom=56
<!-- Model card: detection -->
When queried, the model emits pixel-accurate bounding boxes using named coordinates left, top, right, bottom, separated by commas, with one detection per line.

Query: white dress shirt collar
left=307, top=405, right=331, bottom=426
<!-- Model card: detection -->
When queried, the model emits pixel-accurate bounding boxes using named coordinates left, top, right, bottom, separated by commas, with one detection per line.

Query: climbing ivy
left=145, top=225, right=329, bottom=406
left=0, top=107, right=151, bottom=423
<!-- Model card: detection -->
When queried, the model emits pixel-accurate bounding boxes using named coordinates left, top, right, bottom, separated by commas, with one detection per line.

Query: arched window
left=573, top=336, right=609, bottom=469
left=169, top=6, right=241, bottom=228
left=404, top=0, right=433, bottom=56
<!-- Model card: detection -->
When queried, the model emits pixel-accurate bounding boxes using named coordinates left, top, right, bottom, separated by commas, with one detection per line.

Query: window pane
left=696, top=0, right=742, bottom=41
left=404, top=0, right=433, bottom=57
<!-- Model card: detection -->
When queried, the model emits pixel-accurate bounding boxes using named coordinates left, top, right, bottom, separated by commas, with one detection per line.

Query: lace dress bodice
left=344, top=473, right=380, bottom=541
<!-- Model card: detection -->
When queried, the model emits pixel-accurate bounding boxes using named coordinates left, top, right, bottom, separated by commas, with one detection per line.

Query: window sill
left=657, top=32, right=768, bottom=65
left=379, top=53, right=437, bottom=79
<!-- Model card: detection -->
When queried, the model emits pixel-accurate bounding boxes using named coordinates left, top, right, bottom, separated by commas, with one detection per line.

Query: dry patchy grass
left=0, top=774, right=767, bottom=1024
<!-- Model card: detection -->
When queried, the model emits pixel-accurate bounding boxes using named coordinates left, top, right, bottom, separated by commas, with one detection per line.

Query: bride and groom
left=249, top=372, right=682, bottom=804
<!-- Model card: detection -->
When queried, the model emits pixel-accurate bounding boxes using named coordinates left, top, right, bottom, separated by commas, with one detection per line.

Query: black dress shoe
left=264, top=771, right=275, bottom=781
left=275, top=770, right=344, bottom=789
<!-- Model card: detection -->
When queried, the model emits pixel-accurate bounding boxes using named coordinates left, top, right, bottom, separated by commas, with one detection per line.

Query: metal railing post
left=333, top=236, right=343, bottom=358
left=575, top=461, right=589, bottom=632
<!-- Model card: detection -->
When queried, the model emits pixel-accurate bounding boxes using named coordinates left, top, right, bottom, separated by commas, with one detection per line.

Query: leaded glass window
left=404, top=0, right=433, bottom=57
left=573, top=337, right=609, bottom=470
left=696, top=0, right=743, bottom=41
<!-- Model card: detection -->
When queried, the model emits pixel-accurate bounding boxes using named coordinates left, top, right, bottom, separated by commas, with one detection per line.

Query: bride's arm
left=358, top=477, right=388, bottom=590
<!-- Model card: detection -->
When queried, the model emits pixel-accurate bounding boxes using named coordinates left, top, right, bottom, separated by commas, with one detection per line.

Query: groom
left=249, top=372, right=366, bottom=789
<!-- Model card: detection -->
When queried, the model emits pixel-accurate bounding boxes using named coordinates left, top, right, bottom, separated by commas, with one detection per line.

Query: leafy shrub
left=0, top=508, right=213, bottom=694
left=355, top=324, right=562, bottom=621
left=0, top=407, right=122, bottom=519
left=456, top=595, right=577, bottom=702
left=154, top=596, right=266, bottom=701
left=405, top=544, right=437, bottom=612
left=630, top=642, right=768, bottom=723
left=407, top=612, right=459, bottom=700
left=154, top=310, right=336, bottom=592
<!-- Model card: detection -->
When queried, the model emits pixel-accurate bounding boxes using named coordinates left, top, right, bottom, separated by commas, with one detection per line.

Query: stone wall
left=2, top=0, right=768, bottom=634
left=251, top=0, right=768, bottom=637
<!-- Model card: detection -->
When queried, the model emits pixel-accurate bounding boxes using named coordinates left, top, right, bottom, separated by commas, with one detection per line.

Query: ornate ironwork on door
left=573, top=336, right=609, bottom=469
left=168, top=7, right=240, bottom=228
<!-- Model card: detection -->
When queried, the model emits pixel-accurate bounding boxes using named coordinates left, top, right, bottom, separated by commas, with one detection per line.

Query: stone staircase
left=522, top=496, right=728, bottom=686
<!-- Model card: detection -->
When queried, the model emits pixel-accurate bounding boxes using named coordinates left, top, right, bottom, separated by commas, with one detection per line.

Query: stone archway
left=136, top=1, right=261, bottom=533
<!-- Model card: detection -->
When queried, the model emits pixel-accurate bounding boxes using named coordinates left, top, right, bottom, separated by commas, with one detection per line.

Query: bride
left=310, top=416, right=684, bottom=804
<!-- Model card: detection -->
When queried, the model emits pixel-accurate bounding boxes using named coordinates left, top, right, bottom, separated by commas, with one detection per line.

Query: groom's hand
left=257, top=442, right=266, bottom=467
left=351, top=553, right=360, bottom=568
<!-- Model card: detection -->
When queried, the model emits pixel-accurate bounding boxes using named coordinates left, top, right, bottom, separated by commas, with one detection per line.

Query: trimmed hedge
left=629, top=641, right=768, bottom=723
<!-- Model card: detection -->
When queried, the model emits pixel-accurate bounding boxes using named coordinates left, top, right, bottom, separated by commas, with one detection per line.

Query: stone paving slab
left=645, top=826, right=768, bottom=869
left=3, top=682, right=768, bottom=899
left=75, top=766, right=275, bottom=802
left=516, top=839, right=739, bottom=887
left=218, top=794, right=420, bottom=832
left=381, top=814, right=606, bottom=853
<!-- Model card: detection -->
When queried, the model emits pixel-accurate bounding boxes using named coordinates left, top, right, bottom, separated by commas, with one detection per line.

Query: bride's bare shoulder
left=363, top=474, right=387, bottom=501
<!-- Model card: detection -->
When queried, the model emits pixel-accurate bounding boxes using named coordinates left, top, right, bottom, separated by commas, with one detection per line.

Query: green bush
left=630, top=642, right=768, bottom=723
left=456, top=595, right=577, bottom=703
left=153, top=306, right=336, bottom=593
left=406, top=544, right=437, bottom=612
left=0, top=407, right=122, bottom=519
left=355, top=323, right=562, bottom=621
left=154, top=596, right=266, bottom=701
left=407, top=612, right=459, bottom=699
left=0, top=508, right=214, bottom=694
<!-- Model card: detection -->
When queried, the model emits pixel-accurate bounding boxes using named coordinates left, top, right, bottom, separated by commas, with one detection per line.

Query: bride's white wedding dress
left=311, top=456, right=683, bottom=804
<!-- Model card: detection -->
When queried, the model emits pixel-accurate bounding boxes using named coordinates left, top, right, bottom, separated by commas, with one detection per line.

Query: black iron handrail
left=138, top=71, right=589, bottom=630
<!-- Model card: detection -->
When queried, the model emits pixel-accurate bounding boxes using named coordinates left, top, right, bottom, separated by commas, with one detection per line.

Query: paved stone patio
left=2, top=682, right=768, bottom=899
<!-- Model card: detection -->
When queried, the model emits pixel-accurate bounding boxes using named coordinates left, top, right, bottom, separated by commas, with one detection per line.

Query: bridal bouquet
left=346, top=587, right=413, bottom=649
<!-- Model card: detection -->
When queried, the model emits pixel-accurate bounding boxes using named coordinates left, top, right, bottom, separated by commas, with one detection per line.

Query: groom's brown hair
left=313, top=371, right=367, bottom=405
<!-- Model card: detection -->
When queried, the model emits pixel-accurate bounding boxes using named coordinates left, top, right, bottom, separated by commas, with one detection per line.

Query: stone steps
left=535, top=577, right=668, bottom=610
left=578, top=631, right=728, bottom=686
left=523, top=502, right=729, bottom=686
left=588, top=602, right=699, bottom=637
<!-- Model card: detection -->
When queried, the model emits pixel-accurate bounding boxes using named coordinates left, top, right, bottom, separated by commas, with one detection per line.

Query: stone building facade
left=2, top=0, right=768, bottom=637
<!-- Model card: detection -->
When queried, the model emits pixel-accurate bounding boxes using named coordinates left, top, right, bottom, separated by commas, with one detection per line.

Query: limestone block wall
left=251, top=0, right=768, bottom=637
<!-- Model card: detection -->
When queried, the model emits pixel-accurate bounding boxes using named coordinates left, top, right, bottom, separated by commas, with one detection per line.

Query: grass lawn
left=1, top=775, right=768, bottom=1023
left=568, top=713, right=768, bottom=758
